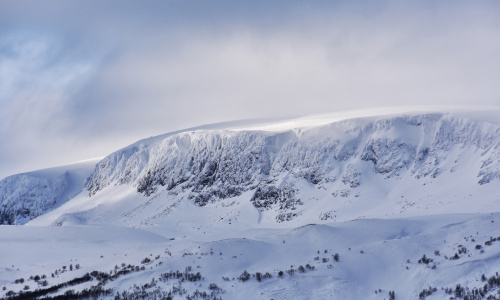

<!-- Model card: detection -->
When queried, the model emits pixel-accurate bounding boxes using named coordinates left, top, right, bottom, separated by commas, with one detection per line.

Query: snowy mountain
left=45, top=108, right=500, bottom=227
left=2, top=107, right=500, bottom=300
left=0, top=159, right=100, bottom=225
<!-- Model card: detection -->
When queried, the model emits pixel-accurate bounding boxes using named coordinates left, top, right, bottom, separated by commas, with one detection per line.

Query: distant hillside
left=0, top=159, right=100, bottom=224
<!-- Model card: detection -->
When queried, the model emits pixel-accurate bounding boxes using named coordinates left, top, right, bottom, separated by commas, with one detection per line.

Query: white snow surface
left=2, top=107, right=500, bottom=299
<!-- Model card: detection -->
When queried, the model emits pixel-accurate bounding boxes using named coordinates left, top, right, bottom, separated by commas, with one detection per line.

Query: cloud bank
left=1, top=0, right=499, bottom=178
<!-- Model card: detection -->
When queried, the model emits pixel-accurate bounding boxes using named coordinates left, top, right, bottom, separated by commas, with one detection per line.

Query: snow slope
left=0, top=158, right=101, bottom=225
left=4, top=213, right=500, bottom=299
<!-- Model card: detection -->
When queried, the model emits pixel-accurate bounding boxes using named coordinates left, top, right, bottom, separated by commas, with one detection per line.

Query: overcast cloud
left=1, top=0, right=500, bottom=179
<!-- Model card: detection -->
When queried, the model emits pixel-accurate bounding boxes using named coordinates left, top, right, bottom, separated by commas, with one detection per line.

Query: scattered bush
left=418, top=286, right=436, bottom=299
left=457, top=245, right=467, bottom=255
left=418, top=254, right=433, bottom=264
left=238, top=270, right=250, bottom=282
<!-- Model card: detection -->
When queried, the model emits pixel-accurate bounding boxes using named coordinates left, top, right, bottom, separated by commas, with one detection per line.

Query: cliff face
left=0, top=160, right=99, bottom=224
left=83, top=112, right=500, bottom=222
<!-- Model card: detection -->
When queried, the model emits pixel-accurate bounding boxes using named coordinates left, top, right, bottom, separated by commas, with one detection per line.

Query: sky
left=1, top=0, right=500, bottom=179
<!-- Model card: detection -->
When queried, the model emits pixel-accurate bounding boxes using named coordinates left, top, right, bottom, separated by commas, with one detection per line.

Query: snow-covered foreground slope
left=3, top=213, right=500, bottom=299
left=0, top=159, right=101, bottom=225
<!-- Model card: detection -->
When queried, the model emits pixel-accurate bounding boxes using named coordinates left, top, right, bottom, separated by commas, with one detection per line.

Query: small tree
left=255, top=272, right=262, bottom=282
left=454, top=284, right=463, bottom=298
left=389, top=290, right=395, bottom=300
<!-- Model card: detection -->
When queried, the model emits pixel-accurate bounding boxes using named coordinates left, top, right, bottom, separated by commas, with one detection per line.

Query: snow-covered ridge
left=5, top=108, right=500, bottom=226
left=0, top=159, right=100, bottom=224
left=83, top=110, right=500, bottom=223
